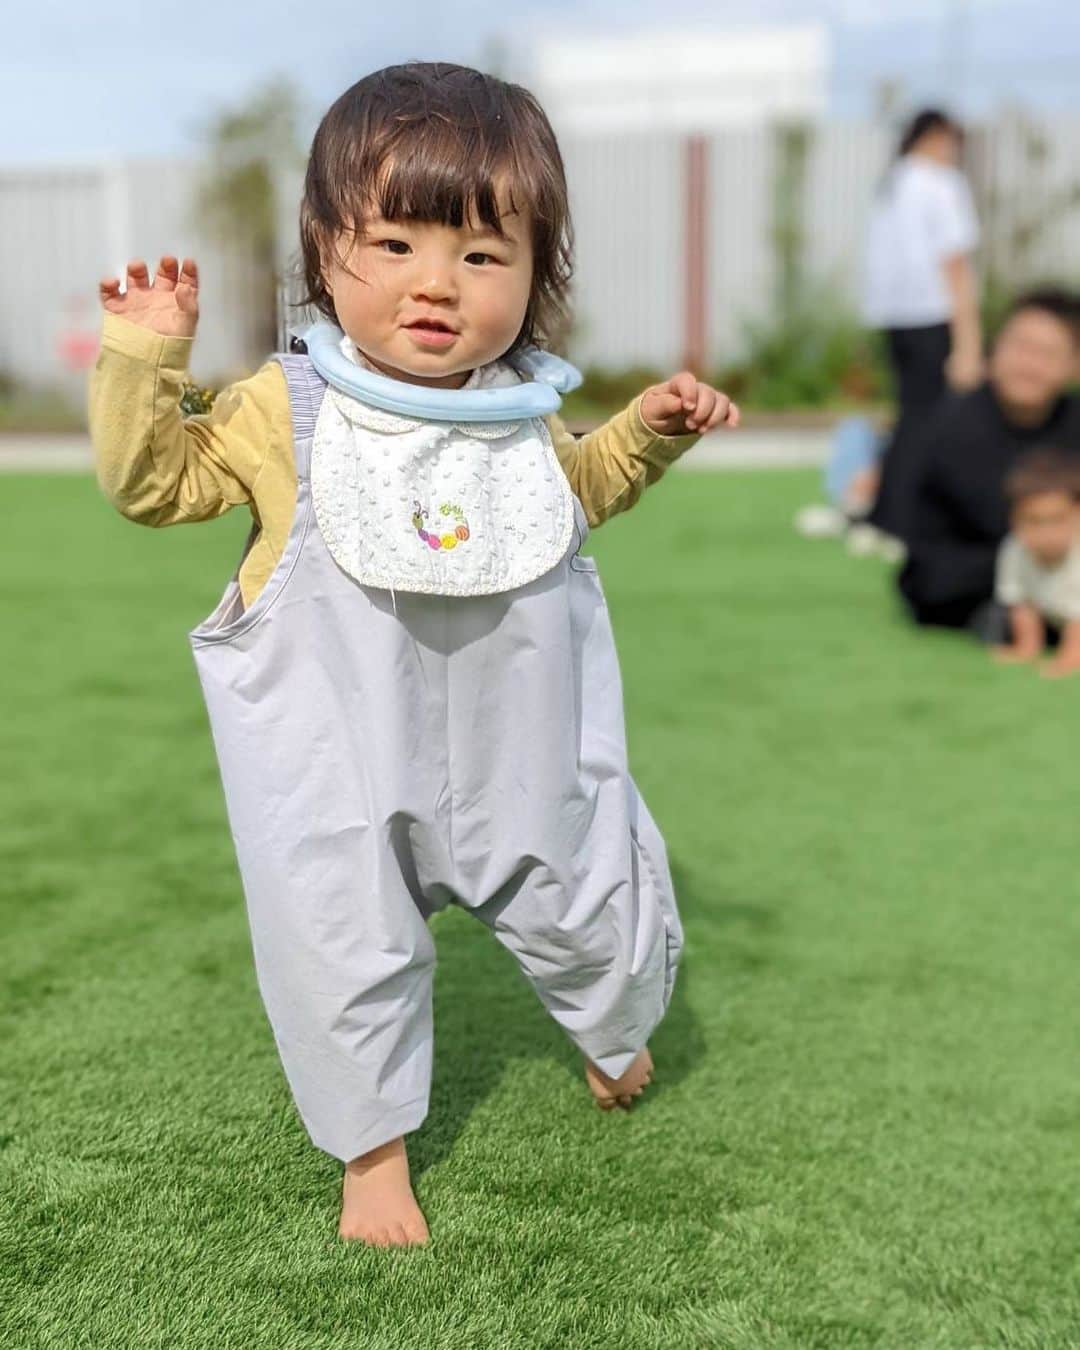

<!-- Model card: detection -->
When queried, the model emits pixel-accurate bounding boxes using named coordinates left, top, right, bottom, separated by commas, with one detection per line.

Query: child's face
left=1012, top=491, right=1080, bottom=567
left=324, top=191, right=534, bottom=389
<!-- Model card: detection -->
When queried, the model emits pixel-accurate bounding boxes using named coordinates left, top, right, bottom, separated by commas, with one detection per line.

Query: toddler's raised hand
left=639, top=372, right=740, bottom=436
left=98, top=256, right=199, bottom=339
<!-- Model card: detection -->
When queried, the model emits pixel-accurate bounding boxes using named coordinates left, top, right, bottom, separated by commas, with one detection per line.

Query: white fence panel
left=707, top=128, right=775, bottom=364
left=559, top=133, right=684, bottom=370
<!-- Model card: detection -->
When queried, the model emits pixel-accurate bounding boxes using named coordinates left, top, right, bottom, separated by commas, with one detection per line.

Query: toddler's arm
left=548, top=373, right=738, bottom=527
left=994, top=603, right=1044, bottom=664
left=91, top=257, right=277, bottom=527
left=1043, top=621, right=1080, bottom=678
left=993, top=536, right=1044, bottom=663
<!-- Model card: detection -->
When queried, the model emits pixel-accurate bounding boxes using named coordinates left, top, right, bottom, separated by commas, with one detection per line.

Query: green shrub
left=0, top=379, right=86, bottom=433
left=716, top=299, right=890, bottom=411
left=560, top=364, right=665, bottom=423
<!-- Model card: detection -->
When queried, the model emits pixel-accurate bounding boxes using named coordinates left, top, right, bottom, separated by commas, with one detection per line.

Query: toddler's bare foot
left=585, top=1047, right=653, bottom=1111
left=339, top=1136, right=429, bottom=1246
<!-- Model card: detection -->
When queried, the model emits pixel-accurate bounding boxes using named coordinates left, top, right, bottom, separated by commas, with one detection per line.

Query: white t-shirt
left=861, top=156, right=980, bottom=329
left=995, top=535, right=1080, bottom=628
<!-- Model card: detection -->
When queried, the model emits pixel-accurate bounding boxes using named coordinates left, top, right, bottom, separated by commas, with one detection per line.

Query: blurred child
left=995, top=450, right=1080, bottom=677
left=90, top=62, right=739, bottom=1247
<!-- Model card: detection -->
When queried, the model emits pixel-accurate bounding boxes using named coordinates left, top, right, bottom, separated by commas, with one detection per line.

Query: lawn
left=2, top=469, right=1078, bottom=1349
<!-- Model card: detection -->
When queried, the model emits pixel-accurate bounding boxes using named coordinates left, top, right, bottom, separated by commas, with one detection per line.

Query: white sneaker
left=846, top=523, right=880, bottom=556
left=795, top=504, right=847, bottom=539
left=846, top=523, right=906, bottom=563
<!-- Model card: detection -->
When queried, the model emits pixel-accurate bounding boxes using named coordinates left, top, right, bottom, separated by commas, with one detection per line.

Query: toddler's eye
left=378, top=239, right=411, bottom=255
left=465, top=252, right=497, bottom=266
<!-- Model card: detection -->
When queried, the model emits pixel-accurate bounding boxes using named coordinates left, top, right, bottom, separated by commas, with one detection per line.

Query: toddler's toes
left=584, top=1047, right=655, bottom=1111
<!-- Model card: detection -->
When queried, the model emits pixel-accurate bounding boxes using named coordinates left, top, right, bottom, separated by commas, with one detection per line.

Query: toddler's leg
left=469, top=800, right=681, bottom=1110
left=240, top=860, right=437, bottom=1243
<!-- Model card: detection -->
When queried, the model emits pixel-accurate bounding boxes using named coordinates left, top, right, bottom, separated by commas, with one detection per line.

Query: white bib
left=310, top=343, right=575, bottom=597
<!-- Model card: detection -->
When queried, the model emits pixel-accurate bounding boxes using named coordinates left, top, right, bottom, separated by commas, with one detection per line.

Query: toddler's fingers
left=686, top=386, right=717, bottom=431
left=153, top=255, right=179, bottom=291
left=669, top=370, right=699, bottom=409
left=644, top=389, right=685, bottom=422
left=98, top=277, right=122, bottom=306
left=700, top=392, right=734, bottom=432
left=126, top=259, right=150, bottom=291
left=175, top=258, right=200, bottom=316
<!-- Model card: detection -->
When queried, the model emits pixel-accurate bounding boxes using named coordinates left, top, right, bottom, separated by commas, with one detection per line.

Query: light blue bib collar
left=302, top=322, right=582, bottom=424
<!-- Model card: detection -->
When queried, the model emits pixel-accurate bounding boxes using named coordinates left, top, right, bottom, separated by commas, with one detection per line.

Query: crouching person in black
left=899, top=289, right=1080, bottom=633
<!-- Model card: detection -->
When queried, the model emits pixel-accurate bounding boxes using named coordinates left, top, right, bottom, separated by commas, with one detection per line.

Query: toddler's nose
left=411, top=271, right=457, bottom=303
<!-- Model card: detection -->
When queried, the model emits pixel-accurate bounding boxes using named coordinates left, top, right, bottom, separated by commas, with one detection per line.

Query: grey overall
left=189, top=355, right=682, bottom=1162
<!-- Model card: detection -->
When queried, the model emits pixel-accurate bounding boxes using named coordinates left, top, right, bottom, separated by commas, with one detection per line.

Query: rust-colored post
left=683, top=135, right=708, bottom=373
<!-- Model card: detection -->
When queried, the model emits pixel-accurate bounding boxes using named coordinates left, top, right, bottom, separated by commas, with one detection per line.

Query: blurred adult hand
left=98, top=256, right=199, bottom=339
left=640, top=372, right=740, bottom=436
left=945, top=345, right=984, bottom=392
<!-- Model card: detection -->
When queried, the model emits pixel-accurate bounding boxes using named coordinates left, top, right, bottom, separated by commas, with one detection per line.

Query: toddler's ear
left=318, top=241, right=335, bottom=299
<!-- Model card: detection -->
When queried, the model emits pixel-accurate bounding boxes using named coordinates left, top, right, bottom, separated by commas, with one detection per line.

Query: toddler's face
left=1013, top=491, right=1080, bottom=567
left=324, top=190, right=533, bottom=389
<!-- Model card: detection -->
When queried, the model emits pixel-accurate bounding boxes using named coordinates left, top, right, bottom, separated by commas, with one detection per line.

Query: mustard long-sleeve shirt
left=89, top=314, right=699, bottom=607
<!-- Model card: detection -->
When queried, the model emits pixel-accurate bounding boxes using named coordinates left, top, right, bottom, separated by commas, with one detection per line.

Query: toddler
left=995, top=449, right=1080, bottom=677
left=91, top=62, right=738, bottom=1246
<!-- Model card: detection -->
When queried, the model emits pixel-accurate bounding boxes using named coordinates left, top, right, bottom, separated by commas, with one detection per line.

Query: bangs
left=370, top=130, right=523, bottom=238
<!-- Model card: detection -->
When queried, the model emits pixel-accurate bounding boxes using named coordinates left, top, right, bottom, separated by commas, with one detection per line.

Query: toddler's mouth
left=404, top=317, right=459, bottom=350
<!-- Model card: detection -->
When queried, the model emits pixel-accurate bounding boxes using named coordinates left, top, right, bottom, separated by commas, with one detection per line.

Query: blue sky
left=5, top=0, right=1079, bottom=164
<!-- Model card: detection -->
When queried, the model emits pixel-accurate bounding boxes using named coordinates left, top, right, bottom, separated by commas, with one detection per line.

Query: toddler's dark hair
left=1004, top=449, right=1080, bottom=507
left=299, top=62, right=573, bottom=354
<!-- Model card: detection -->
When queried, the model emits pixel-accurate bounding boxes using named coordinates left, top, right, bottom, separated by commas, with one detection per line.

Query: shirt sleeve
left=89, top=312, right=284, bottom=527
left=932, top=171, right=980, bottom=258
left=1060, top=560, right=1080, bottom=621
left=995, top=536, right=1027, bottom=607
left=545, top=396, right=699, bottom=528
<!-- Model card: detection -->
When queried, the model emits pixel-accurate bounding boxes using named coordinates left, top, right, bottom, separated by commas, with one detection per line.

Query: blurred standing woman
left=861, top=109, right=983, bottom=543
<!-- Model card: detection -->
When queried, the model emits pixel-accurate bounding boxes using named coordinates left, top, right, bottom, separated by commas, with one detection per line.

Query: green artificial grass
left=2, top=470, right=1079, bottom=1349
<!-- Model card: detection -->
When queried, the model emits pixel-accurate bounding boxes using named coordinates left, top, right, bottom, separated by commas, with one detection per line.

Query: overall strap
left=275, top=352, right=327, bottom=481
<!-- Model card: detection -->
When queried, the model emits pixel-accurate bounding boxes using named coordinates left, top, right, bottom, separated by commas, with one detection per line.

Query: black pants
left=869, top=323, right=951, bottom=541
